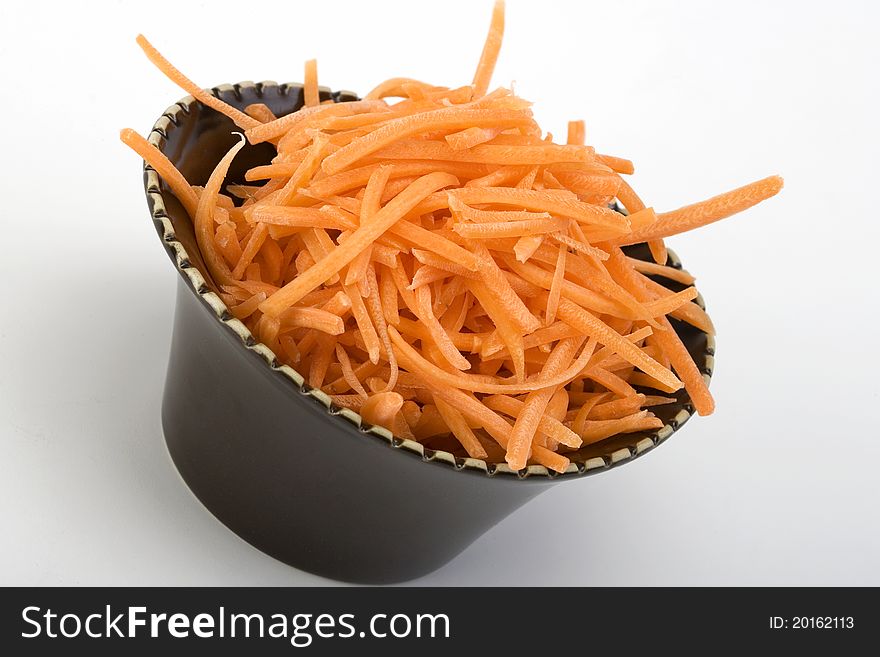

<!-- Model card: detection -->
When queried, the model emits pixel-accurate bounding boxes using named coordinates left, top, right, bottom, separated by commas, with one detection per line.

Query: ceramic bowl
left=141, top=81, right=715, bottom=583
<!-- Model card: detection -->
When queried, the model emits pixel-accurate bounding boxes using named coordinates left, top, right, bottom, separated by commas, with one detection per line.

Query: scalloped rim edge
left=144, top=81, right=716, bottom=481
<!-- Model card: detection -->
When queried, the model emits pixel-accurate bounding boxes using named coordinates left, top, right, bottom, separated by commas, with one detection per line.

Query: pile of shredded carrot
left=122, top=1, right=782, bottom=472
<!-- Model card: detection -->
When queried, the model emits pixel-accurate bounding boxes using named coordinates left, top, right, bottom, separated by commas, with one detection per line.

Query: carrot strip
left=549, top=231, right=609, bottom=261
left=604, top=246, right=714, bottom=414
left=566, top=120, right=585, bottom=146
left=324, top=360, right=381, bottom=395
left=365, top=77, right=435, bottom=100
left=589, top=394, right=646, bottom=420
left=596, top=153, right=634, bottom=174
left=585, top=367, right=637, bottom=397
left=249, top=206, right=345, bottom=230
left=545, top=243, right=566, bottom=326
left=193, top=136, right=246, bottom=287
left=232, top=222, right=269, bottom=280
left=472, top=1, right=506, bottom=97
left=538, top=388, right=570, bottom=448
left=120, top=129, right=200, bottom=218
left=472, top=243, right=542, bottom=334
left=571, top=386, right=607, bottom=437
left=279, top=306, right=345, bottom=335
left=303, top=59, right=319, bottom=107
left=360, top=392, right=405, bottom=433
left=619, top=176, right=784, bottom=245
left=453, top=216, right=567, bottom=239
left=379, top=266, right=400, bottom=325
left=244, top=103, right=277, bottom=123
left=334, top=344, right=369, bottom=398
left=628, top=257, right=695, bottom=285
left=374, top=140, right=591, bottom=165
left=390, top=221, right=480, bottom=270
left=322, top=109, right=536, bottom=175
left=215, top=222, right=242, bottom=268
left=308, top=336, right=335, bottom=388
left=450, top=187, right=629, bottom=231
left=394, top=341, right=568, bottom=472
left=513, top=235, right=544, bottom=262
left=388, top=326, right=591, bottom=395
left=135, top=35, right=259, bottom=131
left=229, top=292, right=267, bottom=320
left=576, top=411, right=663, bottom=444
left=362, top=266, right=399, bottom=391
left=344, top=283, right=381, bottom=364
left=309, top=161, right=490, bottom=198
left=500, top=335, right=584, bottom=469
left=641, top=275, right=716, bottom=335
left=434, top=398, right=489, bottom=459
left=246, top=99, right=388, bottom=144
left=414, top=284, right=471, bottom=370
left=260, top=172, right=459, bottom=316
left=555, top=297, right=682, bottom=391
left=445, top=127, right=501, bottom=151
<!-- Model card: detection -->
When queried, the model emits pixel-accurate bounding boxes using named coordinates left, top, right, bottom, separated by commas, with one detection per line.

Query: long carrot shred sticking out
left=472, top=1, right=506, bottom=97
left=123, top=0, right=782, bottom=469
left=618, top=176, right=784, bottom=245
left=135, top=35, right=259, bottom=131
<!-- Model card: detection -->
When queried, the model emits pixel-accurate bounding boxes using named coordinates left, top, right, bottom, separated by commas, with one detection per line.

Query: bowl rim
left=142, top=80, right=715, bottom=481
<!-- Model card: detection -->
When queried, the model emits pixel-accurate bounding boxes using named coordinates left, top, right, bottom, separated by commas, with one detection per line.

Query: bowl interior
left=143, top=81, right=715, bottom=479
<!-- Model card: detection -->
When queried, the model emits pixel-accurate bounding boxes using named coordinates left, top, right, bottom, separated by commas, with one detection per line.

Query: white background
left=2, top=0, right=878, bottom=585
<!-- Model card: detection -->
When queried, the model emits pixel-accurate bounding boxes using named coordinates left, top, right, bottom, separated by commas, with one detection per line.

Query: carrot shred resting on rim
left=120, top=129, right=200, bottom=218
left=123, top=0, right=782, bottom=470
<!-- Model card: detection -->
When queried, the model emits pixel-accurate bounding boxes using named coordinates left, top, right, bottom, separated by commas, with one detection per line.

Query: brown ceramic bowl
left=140, top=81, right=715, bottom=583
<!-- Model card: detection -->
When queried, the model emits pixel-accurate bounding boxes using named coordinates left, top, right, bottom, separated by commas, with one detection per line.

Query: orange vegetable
left=122, top=0, right=781, bottom=467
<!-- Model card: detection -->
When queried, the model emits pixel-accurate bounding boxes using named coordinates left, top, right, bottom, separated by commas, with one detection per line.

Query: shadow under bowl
left=141, top=81, right=715, bottom=584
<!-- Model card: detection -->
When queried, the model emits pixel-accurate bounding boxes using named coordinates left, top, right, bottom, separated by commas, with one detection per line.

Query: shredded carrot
left=500, top=336, right=584, bottom=469
left=244, top=103, right=278, bottom=123
left=472, top=0, right=506, bottom=97
left=445, top=126, right=501, bottom=151
left=453, top=216, right=567, bottom=239
left=618, top=176, right=784, bottom=245
left=334, top=343, right=369, bottom=398
left=229, top=292, right=267, bottom=320
left=596, top=153, right=634, bottom=175
left=120, top=129, right=200, bottom=218
left=135, top=35, right=259, bottom=131
left=123, top=0, right=781, bottom=468
left=303, top=59, right=320, bottom=107
left=435, top=398, right=489, bottom=459
left=566, top=120, right=585, bottom=146
left=260, top=172, right=459, bottom=315
left=194, top=135, right=246, bottom=287
left=545, top=243, right=566, bottom=326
